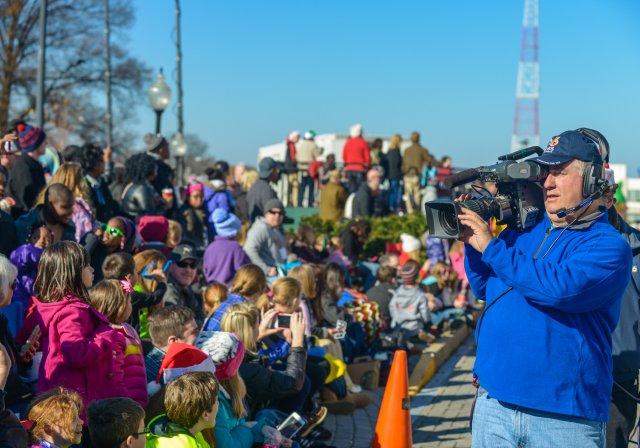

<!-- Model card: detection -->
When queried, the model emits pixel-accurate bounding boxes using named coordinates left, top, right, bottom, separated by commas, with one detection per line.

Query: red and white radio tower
left=511, top=0, right=539, bottom=151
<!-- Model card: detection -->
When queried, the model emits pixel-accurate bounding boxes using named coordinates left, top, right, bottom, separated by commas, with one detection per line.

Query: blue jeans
left=472, top=390, right=606, bottom=447
left=388, top=179, right=402, bottom=212
left=298, top=173, right=315, bottom=208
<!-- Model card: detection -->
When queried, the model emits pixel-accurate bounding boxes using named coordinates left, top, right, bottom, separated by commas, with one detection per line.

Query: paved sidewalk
left=411, top=336, right=477, bottom=447
left=323, top=388, right=384, bottom=448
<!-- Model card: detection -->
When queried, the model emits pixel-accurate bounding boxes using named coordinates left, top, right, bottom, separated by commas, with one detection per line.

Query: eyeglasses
left=177, top=260, right=197, bottom=269
left=103, top=224, right=125, bottom=238
left=268, top=210, right=284, bottom=216
left=112, top=429, right=151, bottom=447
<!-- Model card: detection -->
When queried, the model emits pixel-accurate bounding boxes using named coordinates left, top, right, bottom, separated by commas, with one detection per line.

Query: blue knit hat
left=212, top=208, right=241, bottom=238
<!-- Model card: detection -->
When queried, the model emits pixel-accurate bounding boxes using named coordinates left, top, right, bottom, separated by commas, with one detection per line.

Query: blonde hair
left=271, top=277, right=301, bottom=312
left=230, top=264, right=267, bottom=301
left=204, top=282, right=228, bottom=316
left=288, top=265, right=316, bottom=300
left=27, top=387, right=83, bottom=443
left=220, top=375, right=247, bottom=419
left=37, top=162, right=92, bottom=208
left=165, top=220, right=182, bottom=249
left=133, top=249, right=166, bottom=294
left=89, top=279, right=129, bottom=324
left=165, top=372, right=219, bottom=429
left=220, top=302, right=260, bottom=352
left=389, top=134, right=402, bottom=149
left=240, top=170, right=259, bottom=192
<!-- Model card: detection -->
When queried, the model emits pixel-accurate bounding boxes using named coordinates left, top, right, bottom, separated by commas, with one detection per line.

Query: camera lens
left=439, top=208, right=459, bottom=237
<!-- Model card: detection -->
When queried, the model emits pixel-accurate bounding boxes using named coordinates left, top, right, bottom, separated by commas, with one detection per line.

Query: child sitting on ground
left=389, top=260, right=433, bottom=343
left=87, top=397, right=146, bottom=448
left=88, top=279, right=148, bottom=407
left=147, top=371, right=219, bottom=448
left=26, top=387, right=84, bottom=448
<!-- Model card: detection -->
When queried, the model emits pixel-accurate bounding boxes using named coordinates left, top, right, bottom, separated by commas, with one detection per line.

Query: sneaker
left=299, top=406, right=328, bottom=438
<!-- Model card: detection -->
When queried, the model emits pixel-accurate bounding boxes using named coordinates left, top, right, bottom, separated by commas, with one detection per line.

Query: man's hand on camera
left=455, top=194, right=493, bottom=253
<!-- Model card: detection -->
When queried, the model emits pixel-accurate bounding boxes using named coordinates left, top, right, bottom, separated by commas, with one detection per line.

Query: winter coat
left=0, top=315, right=33, bottom=408
left=0, top=211, right=17, bottom=257
left=71, top=197, right=96, bottom=242
left=7, top=153, right=46, bottom=217
left=35, top=294, right=126, bottom=416
left=319, top=182, right=348, bottom=222
left=215, top=388, right=265, bottom=448
left=239, top=346, right=307, bottom=412
left=121, top=181, right=163, bottom=220
left=246, top=179, right=278, bottom=222
left=203, top=236, right=250, bottom=285
left=177, top=203, right=208, bottom=249
left=151, top=158, right=175, bottom=199
left=15, top=205, right=76, bottom=245
left=342, top=137, right=371, bottom=173
left=9, top=244, right=42, bottom=309
left=466, top=212, right=631, bottom=422
left=352, top=184, right=374, bottom=218
left=114, top=323, right=148, bottom=407
left=611, top=217, right=640, bottom=381
left=163, top=275, right=204, bottom=324
left=147, top=414, right=211, bottom=448
left=202, top=293, right=245, bottom=332
left=389, top=285, right=430, bottom=332
left=383, top=148, right=402, bottom=180
left=204, top=186, right=234, bottom=235
left=244, top=217, right=287, bottom=274
left=366, top=281, right=395, bottom=323
left=296, top=140, right=321, bottom=170
left=85, top=170, right=121, bottom=224
left=402, top=143, right=436, bottom=175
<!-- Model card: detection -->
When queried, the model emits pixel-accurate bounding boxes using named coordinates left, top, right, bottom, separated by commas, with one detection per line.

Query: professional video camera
left=425, top=146, right=547, bottom=239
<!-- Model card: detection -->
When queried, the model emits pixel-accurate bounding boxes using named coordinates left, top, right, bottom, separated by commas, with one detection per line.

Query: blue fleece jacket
left=466, top=212, right=632, bottom=422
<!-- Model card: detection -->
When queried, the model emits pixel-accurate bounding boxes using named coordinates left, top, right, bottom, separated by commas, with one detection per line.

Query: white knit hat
left=349, top=123, right=363, bottom=138
left=400, top=233, right=421, bottom=253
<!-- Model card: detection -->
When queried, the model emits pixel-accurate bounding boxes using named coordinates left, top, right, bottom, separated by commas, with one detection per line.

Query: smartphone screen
left=277, top=412, right=307, bottom=439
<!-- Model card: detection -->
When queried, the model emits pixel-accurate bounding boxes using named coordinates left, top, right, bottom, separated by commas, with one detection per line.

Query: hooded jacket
left=146, top=414, right=210, bottom=448
left=10, top=244, right=43, bottom=308
left=35, top=294, right=126, bottom=415
left=466, top=212, right=632, bottom=422
left=214, top=388, right=265, bottom=448
left=14, top=205, right=76, bottom=245
left=342, top=136, right=371, bottom=173
left=389, top=285, right=430, bottom=332
left=203, top=236, right=250, bottom=285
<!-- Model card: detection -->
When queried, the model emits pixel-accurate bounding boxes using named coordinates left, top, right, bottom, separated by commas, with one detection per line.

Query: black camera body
left=425, top=147, right=547, bottom=239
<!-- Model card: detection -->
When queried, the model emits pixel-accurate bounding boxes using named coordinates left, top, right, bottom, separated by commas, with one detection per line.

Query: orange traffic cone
left=372, top=349, right=412, bottom=448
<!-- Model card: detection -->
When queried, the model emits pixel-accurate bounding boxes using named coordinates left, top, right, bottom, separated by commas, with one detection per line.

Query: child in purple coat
left=203, top=209, right=250, bottom=285
left=10, top=224, right=52, bottom=309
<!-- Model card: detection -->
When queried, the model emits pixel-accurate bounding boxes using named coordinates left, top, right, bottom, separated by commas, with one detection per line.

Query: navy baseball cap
left=531, top=130, right=603, bottom=166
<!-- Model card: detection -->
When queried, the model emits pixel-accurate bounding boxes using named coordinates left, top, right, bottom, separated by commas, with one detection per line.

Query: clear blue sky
left=128, top=0, right=640, bottom=172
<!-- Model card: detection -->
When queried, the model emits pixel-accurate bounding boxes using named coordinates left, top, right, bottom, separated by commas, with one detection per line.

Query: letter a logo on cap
left=545, top=136, right=560, bottom=153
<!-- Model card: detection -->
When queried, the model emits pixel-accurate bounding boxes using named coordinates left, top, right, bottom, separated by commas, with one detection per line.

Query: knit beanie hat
left=138, top=215, right=169, bottom=242
left=157, top=342, right=216, bottom=384
left=16, top=122, right=46, bottom=153
left=212, top=208, right=241, bottom=238
left=400, top=262, right=420, bottom=286
left=400, top=233, right=421, bottom=253
left=196, top=331, right=246, bottom=381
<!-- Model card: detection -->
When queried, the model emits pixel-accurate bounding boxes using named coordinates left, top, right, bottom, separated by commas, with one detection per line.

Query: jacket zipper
left=533, top=226, right=553, bottom=260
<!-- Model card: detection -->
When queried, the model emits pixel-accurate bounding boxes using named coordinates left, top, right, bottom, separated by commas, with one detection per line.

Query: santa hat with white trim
left=157, top=342, right=216, bottom=384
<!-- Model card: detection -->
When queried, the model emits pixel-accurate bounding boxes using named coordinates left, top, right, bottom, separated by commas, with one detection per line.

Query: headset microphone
left=555, top=181, right=607, bottom=219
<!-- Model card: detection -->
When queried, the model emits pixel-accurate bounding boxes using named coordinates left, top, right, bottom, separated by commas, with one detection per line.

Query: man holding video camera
left=461, top=130, right=632, bottom=447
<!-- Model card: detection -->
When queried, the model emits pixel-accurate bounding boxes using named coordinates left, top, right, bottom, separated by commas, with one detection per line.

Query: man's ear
left=166, top=335, right=178, bottom=346
left=123, top=435, right=134, bottom=448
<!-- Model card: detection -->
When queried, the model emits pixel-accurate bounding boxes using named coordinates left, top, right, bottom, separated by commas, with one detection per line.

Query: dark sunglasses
left=268, top=209, right=284, bottom=216
left=102, top=224, right=125, bottom=238
left=177, top=260, right=197, bottom=269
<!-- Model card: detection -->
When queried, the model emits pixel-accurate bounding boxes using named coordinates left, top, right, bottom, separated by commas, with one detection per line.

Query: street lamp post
left=147, top=69, right=171, bottom=134
left=36, top=0, right=48, bottom=127
left=170, top=132, right=187, bottom=187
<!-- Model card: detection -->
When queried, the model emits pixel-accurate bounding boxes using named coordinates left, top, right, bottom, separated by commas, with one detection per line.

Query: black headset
left=574, top=128, right=607, bottom=199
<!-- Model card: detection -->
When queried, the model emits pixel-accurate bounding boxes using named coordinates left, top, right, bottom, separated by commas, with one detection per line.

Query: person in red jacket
left=342, top=123, right=371, bottom=194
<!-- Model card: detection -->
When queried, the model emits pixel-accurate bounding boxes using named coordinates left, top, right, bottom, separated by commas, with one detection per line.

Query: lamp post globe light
left=147, top=69, right=172, bottom=133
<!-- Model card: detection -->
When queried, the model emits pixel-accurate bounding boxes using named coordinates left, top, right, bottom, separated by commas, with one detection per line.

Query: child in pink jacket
left=33, top=241, right=126, bottom=416
left=88, top=279, right=148, bottom=407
